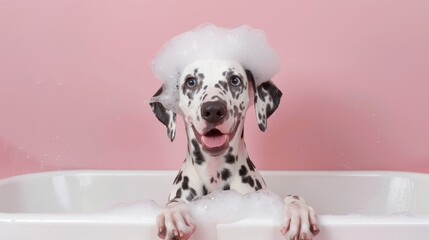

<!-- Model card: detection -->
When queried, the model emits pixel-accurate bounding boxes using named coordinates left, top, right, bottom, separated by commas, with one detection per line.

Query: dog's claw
left=311, top=224, right=320, bottom=236
left=157, top=224, right=166, bottom=238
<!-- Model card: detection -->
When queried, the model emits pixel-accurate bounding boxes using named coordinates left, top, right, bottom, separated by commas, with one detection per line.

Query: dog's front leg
left=281, top=195, right=319, bottom=240
left=156, top=199, right=196, bottom=240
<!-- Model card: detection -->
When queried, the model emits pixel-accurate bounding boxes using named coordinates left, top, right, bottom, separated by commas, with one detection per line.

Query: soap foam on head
left=151, top=24, right=281, bottom=114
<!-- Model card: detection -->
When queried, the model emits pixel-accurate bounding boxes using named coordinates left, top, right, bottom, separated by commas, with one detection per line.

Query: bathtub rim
left=1, top=170, right=429, bottom=218
left=1, top=169, right=429, bottom=184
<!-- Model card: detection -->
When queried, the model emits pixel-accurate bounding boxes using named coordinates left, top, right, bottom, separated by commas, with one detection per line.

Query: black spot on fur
left=242, top=176, right=255, bottom=187
left=247, top=157, right=256, bottom=171
left=218, top=80, right=228, bottom=91
left=238, top=165, right=255, bottom=187
left=211, top=95, right=222, bottom=101
left=187, top=188, right=197, bottom=202
left=198, top=73, right=204, bottom=80
left=225, top=148, right=235, bottom=164
left=173, top=171, right=183, bottom=184
left=239, top=103, right=244, bottom=111
left=233, top=105, right=239, bottom=115
left=182, top=176, right=189, bottom=190
left=239, top=165, right=248, bottom=176
left=289, top=195, right=301, bottom=200
left=202, top=185, right=208, bottom=196
left=223, top=184, right=230, bottom=190
left=221, top=168, right=231, bottom=181
left=186, top=194, right=194, bottom=201
left=192, top=139, right=205, bottom=165
left=186, top=92, right=193, bottom=100
left=255, top=179, right=262, bottom=190
left=175, top=188, right=182, bottom=199
left=258, top=123, right=266, bottom=131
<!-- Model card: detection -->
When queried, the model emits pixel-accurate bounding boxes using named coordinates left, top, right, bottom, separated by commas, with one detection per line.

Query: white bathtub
left=0, top=170, right=428, bottom=240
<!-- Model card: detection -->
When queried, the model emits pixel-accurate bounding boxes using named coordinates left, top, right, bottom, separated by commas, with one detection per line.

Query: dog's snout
left=201, top=101, right=227, bottom=124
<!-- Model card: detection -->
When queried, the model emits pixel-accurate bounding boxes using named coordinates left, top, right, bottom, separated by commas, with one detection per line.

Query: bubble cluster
left=190, top=189, right=283, bottom=223
left=150, top=24, right=281, bottom=114
left=105, top=190, right=284, bottom=240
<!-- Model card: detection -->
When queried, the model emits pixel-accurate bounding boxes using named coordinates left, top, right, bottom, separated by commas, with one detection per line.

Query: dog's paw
left=156, top=202, right=196, bottom=240
left=281, top=195, right=319, bottom=240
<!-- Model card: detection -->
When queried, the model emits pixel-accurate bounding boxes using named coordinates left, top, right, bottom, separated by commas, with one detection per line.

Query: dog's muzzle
left=192, top=122, right=240, bottom=156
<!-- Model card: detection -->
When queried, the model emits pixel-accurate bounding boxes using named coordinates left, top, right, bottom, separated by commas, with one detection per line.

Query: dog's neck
left=184, top=121, right=249, bottom=183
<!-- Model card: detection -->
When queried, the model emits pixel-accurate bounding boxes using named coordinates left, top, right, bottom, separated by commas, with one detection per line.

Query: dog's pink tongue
left=202, top=135, right=228, bottom=148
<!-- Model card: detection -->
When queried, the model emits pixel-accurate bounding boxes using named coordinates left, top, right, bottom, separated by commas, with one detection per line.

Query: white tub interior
left=0, top=170, right=429, bottom=240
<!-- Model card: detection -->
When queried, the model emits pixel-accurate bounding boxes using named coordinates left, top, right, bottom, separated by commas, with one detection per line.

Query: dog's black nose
left=201, top=101, right=227, bottom=124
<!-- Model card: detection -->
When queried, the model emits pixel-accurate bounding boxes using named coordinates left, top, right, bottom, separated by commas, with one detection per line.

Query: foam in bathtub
left=150, top=23, right=281, bottom=114
left=107, top=189, right=283, bottom=239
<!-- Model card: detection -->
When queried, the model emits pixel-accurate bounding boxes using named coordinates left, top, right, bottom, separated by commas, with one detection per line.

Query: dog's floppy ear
left=246, top=70, right=282, bottom=132
left=149, top=85, right=177, bottom=141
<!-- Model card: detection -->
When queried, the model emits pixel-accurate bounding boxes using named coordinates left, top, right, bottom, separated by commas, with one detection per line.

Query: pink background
left=1, top=0, right=429, bottom=179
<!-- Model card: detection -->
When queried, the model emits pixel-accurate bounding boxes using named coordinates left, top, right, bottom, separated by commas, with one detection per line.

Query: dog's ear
left=246, top=70, right=282, bottom=132
left=149, top=85, right=177, bottom=141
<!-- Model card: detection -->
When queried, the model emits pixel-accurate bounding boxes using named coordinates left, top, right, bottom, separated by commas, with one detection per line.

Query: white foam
left=190, top=190, right=283, bottom=223
left=106, top=190, right=283, bottom=239
left=150, top=24, right=281, bottom=114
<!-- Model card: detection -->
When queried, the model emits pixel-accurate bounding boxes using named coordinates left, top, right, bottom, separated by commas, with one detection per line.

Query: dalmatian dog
left=150, top=59, right=319, bottom=240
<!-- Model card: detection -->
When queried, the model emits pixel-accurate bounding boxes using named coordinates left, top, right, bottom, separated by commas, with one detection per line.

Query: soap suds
left=105, top=190, right=283, bottom=239
left=150, top=24, right=281, bottom=114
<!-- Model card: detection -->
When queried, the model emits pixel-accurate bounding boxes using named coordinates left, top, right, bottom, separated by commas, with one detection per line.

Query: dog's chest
left=197, top=158, right=230, bottom=190
left=205, top=158, right=223, bottom=177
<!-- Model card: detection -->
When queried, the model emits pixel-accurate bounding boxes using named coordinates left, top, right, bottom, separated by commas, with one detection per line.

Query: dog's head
left=150, top=59, right=282, bottom=156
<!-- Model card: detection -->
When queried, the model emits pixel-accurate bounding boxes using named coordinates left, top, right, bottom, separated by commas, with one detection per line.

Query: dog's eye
left=185, top=77, right=197, bottom=88
left=230, top=76, right=242, bottom=86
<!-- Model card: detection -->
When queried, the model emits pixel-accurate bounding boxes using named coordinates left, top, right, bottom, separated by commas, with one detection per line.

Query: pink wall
left=1, top=0, right=429, bottom=179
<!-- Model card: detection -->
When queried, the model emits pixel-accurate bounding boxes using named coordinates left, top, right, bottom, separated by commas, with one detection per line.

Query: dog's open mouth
left=192, top=122, right=240, bottom=155
left=201, top=128, right=227, bottom=148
